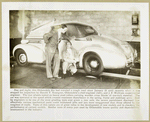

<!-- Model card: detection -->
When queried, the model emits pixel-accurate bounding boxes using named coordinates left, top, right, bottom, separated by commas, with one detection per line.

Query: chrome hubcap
left=90, top=60, right=98, bottom=68
left=19, top=54, right=26, bottom=63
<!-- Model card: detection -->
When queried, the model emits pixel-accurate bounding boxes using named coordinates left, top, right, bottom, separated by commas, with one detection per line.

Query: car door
left=66, top=24, right=93, bottom=51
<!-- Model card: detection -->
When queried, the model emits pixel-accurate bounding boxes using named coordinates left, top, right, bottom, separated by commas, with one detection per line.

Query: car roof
left=31, top=21, right=92, bottom=31
left=26, top=21, right=92, bottom=39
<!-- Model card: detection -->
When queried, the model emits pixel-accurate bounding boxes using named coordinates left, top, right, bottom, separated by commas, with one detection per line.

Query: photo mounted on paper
left=10, top=10, right=140, bottom=89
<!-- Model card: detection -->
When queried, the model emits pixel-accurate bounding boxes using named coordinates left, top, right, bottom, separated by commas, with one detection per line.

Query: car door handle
left=75, top=38, right=86, bottom=41
left=75, top=38, right=81, bottom=41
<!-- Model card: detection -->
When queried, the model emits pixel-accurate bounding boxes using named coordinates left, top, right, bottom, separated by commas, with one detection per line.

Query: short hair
left=49, top=26, right=55, bottom=32
left=61, top=24, right=67, bottom=29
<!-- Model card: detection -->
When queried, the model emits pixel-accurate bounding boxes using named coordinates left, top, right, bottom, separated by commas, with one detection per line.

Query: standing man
left=43, top=24, right=69, bottom=81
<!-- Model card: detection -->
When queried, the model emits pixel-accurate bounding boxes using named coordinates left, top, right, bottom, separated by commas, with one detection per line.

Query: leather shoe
left=54, top=76, right=61, bottom=79
left=62, top=74, right=66, bottom=79
left=49, top=77, right=55, bottom=81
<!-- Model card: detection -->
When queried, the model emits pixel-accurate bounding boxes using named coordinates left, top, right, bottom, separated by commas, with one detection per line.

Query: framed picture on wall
left=132, top=14, right=139, bottom=25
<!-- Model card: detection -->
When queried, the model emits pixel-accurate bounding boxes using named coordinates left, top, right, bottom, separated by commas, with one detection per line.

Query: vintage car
left=13, top=21, right=137, bottom=76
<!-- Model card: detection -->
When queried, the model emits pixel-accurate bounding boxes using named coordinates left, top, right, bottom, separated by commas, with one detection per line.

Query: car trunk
left=92, top=35, right=135, bottom=59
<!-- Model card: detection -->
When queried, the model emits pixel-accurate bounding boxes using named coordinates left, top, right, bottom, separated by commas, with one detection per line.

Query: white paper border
left=2, top=2, right=149, bottom=121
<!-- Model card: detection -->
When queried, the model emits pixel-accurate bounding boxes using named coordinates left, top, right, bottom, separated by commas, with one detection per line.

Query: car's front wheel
left=83, top=53, right=104, bottom=76
left=15, top=49, right=28, bottom=66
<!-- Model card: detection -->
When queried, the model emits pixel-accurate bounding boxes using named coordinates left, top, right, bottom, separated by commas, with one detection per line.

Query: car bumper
left=125, top=49, right=138, bottom=67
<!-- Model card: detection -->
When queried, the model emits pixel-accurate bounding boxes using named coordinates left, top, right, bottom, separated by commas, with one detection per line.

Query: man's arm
left=43, top=32, right=53, bottom=44
left=61, top=33, right=70, bottom=41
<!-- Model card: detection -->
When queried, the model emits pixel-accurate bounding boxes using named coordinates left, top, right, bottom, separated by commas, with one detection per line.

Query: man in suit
left=43, top=24, right=69, bottom=81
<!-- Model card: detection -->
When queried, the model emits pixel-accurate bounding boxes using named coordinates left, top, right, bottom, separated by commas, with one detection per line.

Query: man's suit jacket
left=43, top=30, right=59, bottom=53
left=43, top=30, right=70, bottom=53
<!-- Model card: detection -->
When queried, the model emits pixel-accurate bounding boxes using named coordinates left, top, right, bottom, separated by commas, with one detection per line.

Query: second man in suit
left=43, top=24, right=70, bottom=81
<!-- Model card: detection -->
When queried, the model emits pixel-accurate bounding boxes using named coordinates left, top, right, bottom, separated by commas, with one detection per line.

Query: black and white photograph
left=10, top=10, right=140, bottom=89
left=2, top=2, right=149, bottom=121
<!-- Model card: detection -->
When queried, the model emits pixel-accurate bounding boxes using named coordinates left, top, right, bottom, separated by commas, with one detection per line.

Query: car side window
left=66, top=24, right=78, bottom=38
left=85, top=26, right=95, bottom=33
left=76, top=25, right=87, bottom=37
left=76, top=25, right=97, bottom=37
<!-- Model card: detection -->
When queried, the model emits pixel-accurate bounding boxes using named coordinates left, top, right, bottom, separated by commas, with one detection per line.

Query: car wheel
left=83, top=53, right=104, bottom=76
left=15, top=49, right=28, bottom=66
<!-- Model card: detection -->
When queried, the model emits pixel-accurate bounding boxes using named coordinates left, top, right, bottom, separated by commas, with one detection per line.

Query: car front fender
left=13, top=44, right=45, bottom=63
left=79, top=46, right=127, bottom=69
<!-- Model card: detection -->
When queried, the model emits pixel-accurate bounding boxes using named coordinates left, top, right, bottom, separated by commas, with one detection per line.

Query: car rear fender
left=13, top=44, right=45, bottom=63
left=79, top=46, right=127, bottom=69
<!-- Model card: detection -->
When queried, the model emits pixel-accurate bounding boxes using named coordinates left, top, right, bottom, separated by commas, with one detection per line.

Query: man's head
left=61, top=24, right=68, bottom=33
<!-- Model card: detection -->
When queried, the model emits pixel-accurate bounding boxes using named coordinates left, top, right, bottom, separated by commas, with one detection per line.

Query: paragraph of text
left=10, top=89, right=140, bottom=111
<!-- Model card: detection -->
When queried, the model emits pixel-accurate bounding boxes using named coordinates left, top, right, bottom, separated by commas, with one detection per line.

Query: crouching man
left=62, top=42, right=79, bottom=79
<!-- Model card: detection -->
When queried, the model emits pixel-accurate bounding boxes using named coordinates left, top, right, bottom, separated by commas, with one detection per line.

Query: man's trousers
left=45, top=47, right=60, bottom=78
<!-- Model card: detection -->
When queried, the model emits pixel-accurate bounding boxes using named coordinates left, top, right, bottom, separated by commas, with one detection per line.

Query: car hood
left=89, top=34, right=134, bottom=58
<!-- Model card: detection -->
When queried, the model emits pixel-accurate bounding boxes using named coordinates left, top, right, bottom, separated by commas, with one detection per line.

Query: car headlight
left=21, top=40, right=29, bottom=44
left=134, top=49, right=137, bottom=58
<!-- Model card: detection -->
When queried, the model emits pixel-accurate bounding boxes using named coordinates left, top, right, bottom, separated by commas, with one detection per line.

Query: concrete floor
left=10, top=63, right=140, bottom=89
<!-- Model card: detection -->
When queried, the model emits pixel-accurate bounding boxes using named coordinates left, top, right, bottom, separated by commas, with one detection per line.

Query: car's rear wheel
left=83, top=53, right=104, bottom=76
left=15, top=49, right=28, bottom=66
